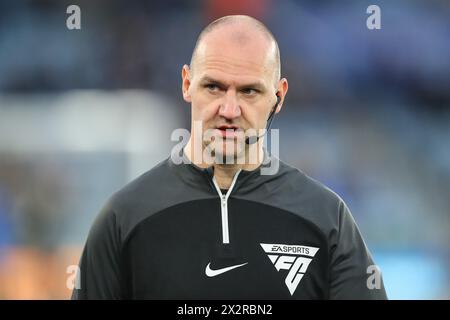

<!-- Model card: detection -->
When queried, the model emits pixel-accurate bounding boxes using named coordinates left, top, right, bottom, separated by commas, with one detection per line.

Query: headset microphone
left=245, top=95, right=281, bottom=145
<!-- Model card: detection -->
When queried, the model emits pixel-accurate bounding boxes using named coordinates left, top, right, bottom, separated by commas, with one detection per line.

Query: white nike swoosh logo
left=205, top=262, right=248, bottom=277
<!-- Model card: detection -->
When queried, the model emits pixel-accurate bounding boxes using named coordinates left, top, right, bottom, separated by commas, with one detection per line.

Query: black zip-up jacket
left=72, top=150, right=387, bottom=299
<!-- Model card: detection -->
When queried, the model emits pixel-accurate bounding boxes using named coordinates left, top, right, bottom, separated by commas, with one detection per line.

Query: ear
left=275, top=78, right=288, bottom=114
left=182, top=64, right=192, bottom=103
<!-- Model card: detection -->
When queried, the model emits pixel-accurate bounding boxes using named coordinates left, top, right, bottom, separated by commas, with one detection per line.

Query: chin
left=215, top=142, right=246, bottom=165
left=204, top=137, right=247, bottom=164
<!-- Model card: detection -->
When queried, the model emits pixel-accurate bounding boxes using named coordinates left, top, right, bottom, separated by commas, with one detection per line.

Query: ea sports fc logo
left=260, top=243, right=319, bottom=295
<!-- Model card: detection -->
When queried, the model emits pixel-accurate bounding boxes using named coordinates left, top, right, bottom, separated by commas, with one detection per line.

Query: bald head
left=189, top=15, right=281, bottom=85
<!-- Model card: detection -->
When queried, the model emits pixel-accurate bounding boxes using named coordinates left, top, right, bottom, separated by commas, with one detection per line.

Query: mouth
left=215, top=125, right=242, bottom=139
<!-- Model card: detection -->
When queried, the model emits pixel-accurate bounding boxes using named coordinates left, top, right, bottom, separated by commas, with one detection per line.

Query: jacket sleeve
left=329, top=201, right=388, bottom=299
left=71, top=201, right=123, bottom=300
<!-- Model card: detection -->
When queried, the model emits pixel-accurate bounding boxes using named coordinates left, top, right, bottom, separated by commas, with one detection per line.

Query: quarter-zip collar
left=211, top=169, right=242, bottom=244
left=168, top=147, right=280, bottom=200
left=168, top=147, right=279, bottom=244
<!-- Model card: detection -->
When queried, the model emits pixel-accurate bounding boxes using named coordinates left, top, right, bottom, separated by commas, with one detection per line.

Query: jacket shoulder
left=100, top=157, right=176, bottom=242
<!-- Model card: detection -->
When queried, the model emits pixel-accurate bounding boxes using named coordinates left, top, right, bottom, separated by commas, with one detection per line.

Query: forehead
left=193, top=28, right=276, bottom=86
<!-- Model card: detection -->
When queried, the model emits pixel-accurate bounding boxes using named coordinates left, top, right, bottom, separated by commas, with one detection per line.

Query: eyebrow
left=199, top=76, right=267, bottom=91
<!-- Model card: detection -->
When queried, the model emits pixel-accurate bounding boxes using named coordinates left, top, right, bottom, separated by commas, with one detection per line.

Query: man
left=72, top=15, right=387, bottom=299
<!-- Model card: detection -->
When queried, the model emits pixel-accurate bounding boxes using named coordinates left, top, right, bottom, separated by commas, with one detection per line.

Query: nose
left=218, top=91, right=241, bottom=120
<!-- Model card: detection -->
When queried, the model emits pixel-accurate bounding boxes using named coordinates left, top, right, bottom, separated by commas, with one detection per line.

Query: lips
left=215, top=125, right=242, bottom=139
left=216, top=125, right=239, bottom=131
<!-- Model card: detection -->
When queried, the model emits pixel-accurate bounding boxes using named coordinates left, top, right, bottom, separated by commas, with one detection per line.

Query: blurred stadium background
left=0, top=0, right=449, bottom=299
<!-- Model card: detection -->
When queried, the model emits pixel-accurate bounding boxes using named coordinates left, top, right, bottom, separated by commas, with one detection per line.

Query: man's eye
left=241, top=88, right=257, bottom=95
left=205, top=84, right=220, bottom=91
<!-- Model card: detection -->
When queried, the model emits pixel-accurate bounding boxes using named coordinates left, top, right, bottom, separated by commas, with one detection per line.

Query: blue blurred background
left=0, top=0, right=449, bottom=299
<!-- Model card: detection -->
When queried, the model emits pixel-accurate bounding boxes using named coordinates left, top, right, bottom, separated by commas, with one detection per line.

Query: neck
left=183, top=138, right=264, bottom=189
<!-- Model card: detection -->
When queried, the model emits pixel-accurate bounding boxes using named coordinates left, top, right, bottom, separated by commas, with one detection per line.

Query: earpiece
left=245, top=93, right=281, bottom=145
